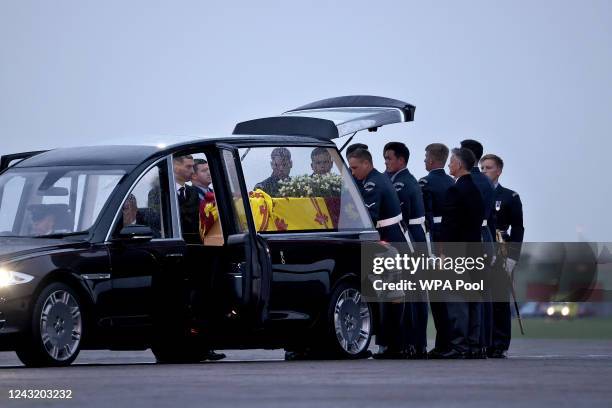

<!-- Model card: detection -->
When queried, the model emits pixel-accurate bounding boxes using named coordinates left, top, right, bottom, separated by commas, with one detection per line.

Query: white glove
left=504, top=258, right=517, bottom=276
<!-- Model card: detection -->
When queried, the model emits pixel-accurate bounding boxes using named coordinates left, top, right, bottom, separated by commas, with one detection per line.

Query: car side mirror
left=116, top=225, right=155, bottom=242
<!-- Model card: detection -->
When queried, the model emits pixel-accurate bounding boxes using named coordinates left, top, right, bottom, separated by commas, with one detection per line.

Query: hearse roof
left=10, top=134, right=334, bottom=168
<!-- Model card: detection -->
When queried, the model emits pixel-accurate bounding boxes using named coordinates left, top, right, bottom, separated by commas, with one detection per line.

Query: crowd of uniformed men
left=346, top=139, right=524, bottom=359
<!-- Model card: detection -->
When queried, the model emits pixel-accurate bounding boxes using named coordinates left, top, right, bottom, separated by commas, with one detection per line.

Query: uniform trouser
left=492, top=301, right=511, bottom=351
left=401, top=302, right=428, bottom=350
left=376, top=302, right=405, bottom=351
left=479, top=268, right=493, bottom=349
left=446, top=301, right=469, bottom=353
left=481, top=300, right=493, bottom=349
left=468, top=302, right=484, bottom=352
left=446, top=300, right=483, bottom=353
left=480, top=228, right=495, bottom=349
left=430, top=301, right=449, bottom=351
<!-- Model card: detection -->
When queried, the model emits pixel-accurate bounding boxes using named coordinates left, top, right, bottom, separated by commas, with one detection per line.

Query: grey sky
left=1, top=0, right=611, bottom=241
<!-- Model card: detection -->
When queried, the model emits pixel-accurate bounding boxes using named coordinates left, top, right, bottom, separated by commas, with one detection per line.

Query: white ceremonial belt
left=409, top=216, right=425, bottom=225
left=376, top=214, right=403, bottom=228
left=482, top=219, right=488, bottom=227
left=433, top=216, right=442, bottom=224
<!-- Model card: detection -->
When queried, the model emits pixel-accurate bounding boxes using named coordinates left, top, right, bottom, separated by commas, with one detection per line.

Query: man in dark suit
left=480, top=153, right=524, bottom=358
left=461, top=139, right=495, bottom=357
left=191, top=159, right=214, bottom=200
left=436, top=147, right=485, bottom=359
left=173, top=154, right=225, bottom=361
left=173, top=155, right=201, bottom=243
left=419, top=143, right=455, bottom=357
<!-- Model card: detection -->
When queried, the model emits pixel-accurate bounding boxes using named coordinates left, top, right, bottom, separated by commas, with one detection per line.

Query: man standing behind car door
left=170, top=154, right=225, bottom=362
left=173, top=155, right=201, bottom=243
left=347, top=148, right=407, bottom=359
left=383, top=142, right=429, bottom=359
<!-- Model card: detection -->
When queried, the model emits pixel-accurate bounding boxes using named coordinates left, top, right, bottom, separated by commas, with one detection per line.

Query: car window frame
left=105, top=156, right=178, bottom=242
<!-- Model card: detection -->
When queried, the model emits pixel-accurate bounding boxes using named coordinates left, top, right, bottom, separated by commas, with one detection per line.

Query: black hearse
left=0, top=96, right=415, bottom=366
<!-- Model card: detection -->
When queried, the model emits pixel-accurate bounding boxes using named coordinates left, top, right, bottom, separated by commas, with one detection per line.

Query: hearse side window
left=221, top=150, right=248, bottom=233
left=114, top=165, right=166, bottom=238
left=238, top=146, right=372, bottom=232
left=172, top=152, right=224, bottom=246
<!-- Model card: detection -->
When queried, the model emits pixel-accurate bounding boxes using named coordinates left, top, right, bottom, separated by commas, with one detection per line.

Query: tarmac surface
left=1, top=339, right=611, bottom=407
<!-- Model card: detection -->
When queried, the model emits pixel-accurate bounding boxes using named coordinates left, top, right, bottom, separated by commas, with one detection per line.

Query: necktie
left=178, top=186, right=186, bottom=201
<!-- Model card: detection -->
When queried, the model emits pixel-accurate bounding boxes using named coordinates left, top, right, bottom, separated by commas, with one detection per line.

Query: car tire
left=16, top=282, right=84, bottom=367
left=320, top=281, right=373, bottom=359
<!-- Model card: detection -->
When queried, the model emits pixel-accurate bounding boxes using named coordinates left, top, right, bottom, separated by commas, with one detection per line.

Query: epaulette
left=418, top=178, right=428, bottom=185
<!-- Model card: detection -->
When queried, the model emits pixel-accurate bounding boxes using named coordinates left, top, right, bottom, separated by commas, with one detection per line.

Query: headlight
left=546, top=306, right=555, bottom=316
left=561, top=306, right=570, bottom=316
left=0, top=269, right=34, bottom=288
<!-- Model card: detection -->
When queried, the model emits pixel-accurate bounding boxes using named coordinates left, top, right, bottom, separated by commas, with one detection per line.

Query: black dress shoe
left=487, top=349, right=508, bottom=359
left=466, top=349, right=487, bottom=359
left=436, top=349, right=466, bottom=359
left=203, top=350, right=226, bottom=361
left=372, top=350, right=407, bottom=360
left=406, top=346, right=428, bottom=360
left=427, top=348, right=448, bottom=359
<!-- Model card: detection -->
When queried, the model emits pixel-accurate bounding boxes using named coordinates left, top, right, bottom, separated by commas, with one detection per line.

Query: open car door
left=217, top=145, right=272, bottom=326
left=233, top=95, right=415, bottom=141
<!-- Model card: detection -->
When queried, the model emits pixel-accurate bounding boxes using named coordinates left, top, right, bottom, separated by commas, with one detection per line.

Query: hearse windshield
left=0, top=166, right=126, bottom=237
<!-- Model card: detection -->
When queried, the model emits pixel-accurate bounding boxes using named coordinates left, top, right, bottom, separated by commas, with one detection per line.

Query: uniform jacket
left=494, top=184, right=524, bottom=260
left=388, top=167, right=426, bottom=242
left=419, top=168, right=454, bottom=242
left=255, top=175, right=289, bottom=197
left=360, top=168, right=405, bottom=242
left=470, top=167, right=496, bottom=241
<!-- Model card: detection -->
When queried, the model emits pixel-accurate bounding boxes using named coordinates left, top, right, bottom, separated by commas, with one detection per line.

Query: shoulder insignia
left=363, top=181, right=376, bottom=192
left=418, top=178, right=428, bottom=185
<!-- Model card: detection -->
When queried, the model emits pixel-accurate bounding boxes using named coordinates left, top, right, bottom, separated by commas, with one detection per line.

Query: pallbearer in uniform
left=345, top=143, right=369, bottom=159
left=383, top=142, right=428, bottom=358
left=419, top=143, right=455, bottom=357
left=460, top=139, right=496, bottom=358
left=347, top=148, right=407, bottom=359
left=480, top=154, right=524, bottom=358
